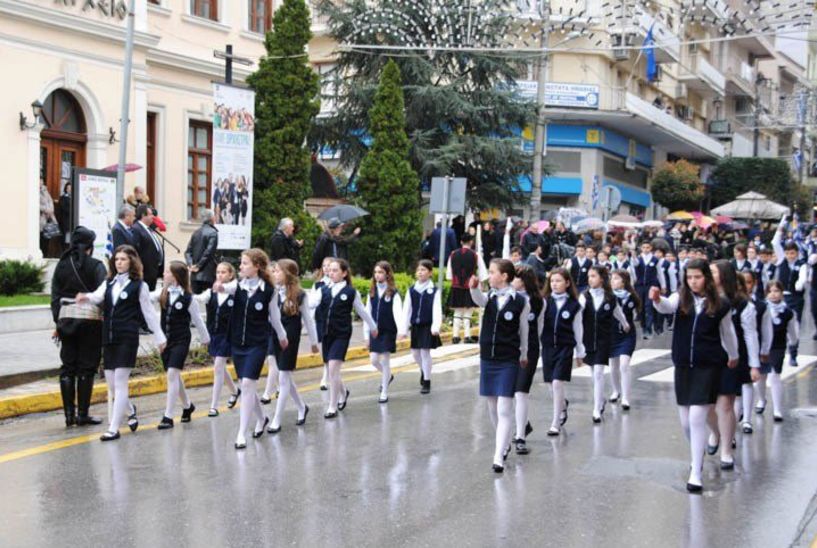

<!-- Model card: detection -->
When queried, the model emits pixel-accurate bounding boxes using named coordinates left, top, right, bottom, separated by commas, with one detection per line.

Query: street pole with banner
left=115, top=0, right=136, bottom=203
left=430, top=177, right=467, bottom=289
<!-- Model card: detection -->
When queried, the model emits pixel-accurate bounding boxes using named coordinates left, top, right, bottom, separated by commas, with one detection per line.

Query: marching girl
left=510, top=264, right=543, bottom=455
left=213, top=248, right=288, bottom=449
left=609, top=269, right=640, bottom=410
left=196, top=262, right=241, bottom=417
left=738, top=271, right=772, bottom=434
left=267, top=259, right=319, bottom=433
left=706, top=261, right=759, bottom=470
left=365, top=261, right=403, bottom=404
left=402, top=259, right=443, bottom=395
left=313, top=258, right=378, bottom=418
left=540, top=267, right=585, bottom=436
left=755, top=280, right=799, bottom=422
left=76, top=245, right=166, bottom=441
left=311, top=257, right=333, bottom=391
left=651, top=259, right=739, bottom=492
left=580, top=265, right=630, bottom=423
left=468, top=259, right=530, bottom=473
left=154, top=261, right=211, bottom=430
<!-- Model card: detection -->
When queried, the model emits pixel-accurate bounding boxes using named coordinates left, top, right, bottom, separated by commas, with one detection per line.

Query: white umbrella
left=711, top=191, right=790, bottom=220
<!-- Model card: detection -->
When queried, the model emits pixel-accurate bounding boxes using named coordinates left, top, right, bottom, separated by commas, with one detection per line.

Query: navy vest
left=670, top=298, right=730, bottom=368
left=318, top=284, right=357, bottom=339
left=635, top=256, right=659, bottom=287
left=541, top=295, right=581, bottom=349
left=102, top=278, right=145, bottom=346
left=409, top=285, right=438, bottom=326
left=730, top=298, right=749, bottom=367
left=370, top=289, right=398, bottom=334
left=229, top=283, right=274, bottom=348
left=581, top=291, right=616, bottom=353
left=614, top=293, right=637, bottom=336
left=479, top=292, right=526, bottom=362
left=206, top=292, right=234, bottom=336
left=570, top=257, right=590, bottom=287
left=777, top=260, right=805, bottom=296
left=771, top=306, right=795, bottom=349
left=161, top=292, right=192, bottom=344
left=278, top=291, right=305, bottom=330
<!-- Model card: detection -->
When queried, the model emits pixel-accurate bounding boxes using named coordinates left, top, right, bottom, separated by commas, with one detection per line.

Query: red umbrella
left=714, top=215, right=732, bottom=224
left=102, top=163, right=143, bottom=172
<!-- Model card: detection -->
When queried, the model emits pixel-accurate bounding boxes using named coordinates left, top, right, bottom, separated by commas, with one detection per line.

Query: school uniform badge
left=426, top=288, right=434, bottom=295
left=603, top=303, right=610, bottom=311
left=528, top=312, right=536, bottom=321
left=340, top=294, right=348, bottom=301
left=175, top=301, right=183, bottom=310
left=120, top=291, right=128, bottom=300
left=561, top=310, right=570, bottom=319
left=504, top=311, right=514, bottom=321
left=227, top=299, right=234, bottom=307
left=255, top=302, right=263, bottom=311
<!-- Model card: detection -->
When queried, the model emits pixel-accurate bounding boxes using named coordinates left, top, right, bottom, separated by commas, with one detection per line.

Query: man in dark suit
left=429, top=221, right=457, bottom=267
left=132, top=205, right=164, bottom=290
left=111, top=205, right=136, bottom=249
left=185, top=209, right=219, bottom=294
left=269, top=217, right=303, bottom=263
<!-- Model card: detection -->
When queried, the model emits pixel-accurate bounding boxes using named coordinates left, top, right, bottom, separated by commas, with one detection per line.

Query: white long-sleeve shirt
left=469, top=287, right=530, bottom=359
left=578, top=288, right=630, bottom=332
left=86, top=273, right=167, bottom=347
left=738, top=301, right=760, bottom=369
left=757, top=303, right=774, bottom=356
left=768, top=301, right=800, bottom=347
left=542, top=292, right=585, bottom=359
left=219, top=278, right=287, bottom=342
left=402, top=280, right=443, bottom=334
left=653, top=293, right=740, bottom=361
left=364, top=285, right=404, bottom=340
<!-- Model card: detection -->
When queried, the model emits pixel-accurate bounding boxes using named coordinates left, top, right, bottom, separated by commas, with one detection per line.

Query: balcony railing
left=679, top=53, right=726, bottom=96
left=636, top=11, right=681, bottom=63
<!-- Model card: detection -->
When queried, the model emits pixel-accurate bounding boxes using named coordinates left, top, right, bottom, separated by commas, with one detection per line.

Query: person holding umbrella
left=311, top=217, right=361, bottom=271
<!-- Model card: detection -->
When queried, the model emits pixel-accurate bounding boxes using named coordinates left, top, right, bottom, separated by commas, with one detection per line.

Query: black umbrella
left=317, top=204, right=369, bottom=223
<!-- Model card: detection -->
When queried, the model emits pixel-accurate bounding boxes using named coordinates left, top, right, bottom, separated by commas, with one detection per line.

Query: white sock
left=514, top=392, right=529, bottom=440
left=211, top=357, right=227, bottom=409
left=327, top=360, right=343, bottom=412
left=620, top=355, right=632, bottom=404
left=494, top=397, right=515, bottom=465
left=486, top=396, right=498, bottom=428
left=688, top=405, right=710, bottom=485
left=609, top=357, right=622, bottom=397
left=380, top=353, right=391, bottom=398
left=272, top=371, right=292, bottom=430
left=741, top=384, right=753, bottom=423
left=678, top=406, right=691, bottom=440
left=769, top=372, right=783, bottom=415
left=109, top=368, right=132, bottom=432
left=165, top=369, right=180, bottom=418
left=236, top=378, right=260, bottom=444
left=755, top=375, right=767, bottom=405
left=551, top=380, right=565, bottom=429
left=263, top=355, right=279, bottom=398
left=178, top=374, right=191, bottom=409
left=320, top=364, right=329, bottom=386
left=592, top=365, right=605, bottom=416
left=421, top=349, right=432, bottom=380
left=452, top=313, right=462, bottom=339
left=104, top=370, right=115, bottom=426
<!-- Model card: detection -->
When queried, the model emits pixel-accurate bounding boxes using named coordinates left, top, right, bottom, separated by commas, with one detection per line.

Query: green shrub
left=350, top=271, right=453, bottom=317
left=0, top=260, right=45, bottom=296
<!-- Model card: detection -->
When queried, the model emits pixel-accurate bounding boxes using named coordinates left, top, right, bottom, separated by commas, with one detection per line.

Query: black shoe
left=706, top=442, right=719, bottom=455
left=560, top=399, right=569, bottom=426
left=378, top=395, right=389, bottom=404
left=622, top=403, right=631, bottom=411
left=525, top=421, right=533, bottom=437
left=378, top=374, right=396, bottom=393
left=592, top=415, right=602, bottom=424
left=324, top=410, right=338, bottom=419
left=741, top=422, right=753, bottom=434
left=100, top=431, right=120, bottom=442
left=515, top=438, right=529, bottom=455
left=227, top=389, right=240, bottom=409
left=421, top=379, right=431, bottom=394
left=252, top=417, right=270, bottom=438
left=267, top=424, right=281, bottom=434
left=502, top=443, right=512, bottom=461
left=492, top=464, right=504, bottom=474
left=320, top=384, right=328, bottom=391
left=260, top=395, right=272, bottom=405
left=76, top=375, right=100, bottom=425
left=127, top=405, right=138, bottom=432
left=208, top=408, right=219, bottom=417
left=157, top=416, right=174, bottom=430
left=547, top=427, right=561, bottom=436
left=773, top=414, right=784, bottom=422
left=181, top=403, right=195, bottom=423
left=452, top=337, right=461, bottom=344
left=234, top=441, right=247, bottom=450
left=59, top=375, right=77, bottom=427
left=755, top=402, right=766, bottom=415
left=338, top=389, right=351, bottom=411
left=296, top=405, right=309, bottom=426
left=609, top=393, right=620, bottom=403
left=76, top=415, right=102, bottom=426
left=720, top=459, right=735, bottom=470
left=467, top=337, right=479, bottom=344
left=686, top=482, right=703, bottom=493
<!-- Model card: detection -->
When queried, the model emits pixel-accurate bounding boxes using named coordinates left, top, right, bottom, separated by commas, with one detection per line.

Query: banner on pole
left=72, top=168, right=118, bottom=259
left=211, top=83, right=255, bottom=250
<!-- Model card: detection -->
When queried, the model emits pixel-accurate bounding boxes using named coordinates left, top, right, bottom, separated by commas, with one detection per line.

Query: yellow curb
left=0, top=330, right=461, bottom=420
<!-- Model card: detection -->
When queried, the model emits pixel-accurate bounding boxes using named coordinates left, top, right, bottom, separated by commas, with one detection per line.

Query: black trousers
left=59, top=322, right=103, bottom=377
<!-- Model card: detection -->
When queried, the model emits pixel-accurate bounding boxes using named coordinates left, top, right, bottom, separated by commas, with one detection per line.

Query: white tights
left=755, top=375, right=767, bottom=406
left=271, top=370, right=306, bottom=429
left=769, top=372, right=784, bottom=415
left=236, top=377, right=265, bottom=444
left=164, top=368, right=191, bottom=418
left=678, top=405, right=711, bottom=485
left=550, top=380, right=566, bottom=429
left=412, top=348, right=432, bottom=380
left=735, top=384, right=753, bottom=423
left=263, top=355, right=280, bottom=398
left=371, top=352, right=392, bottom=398
left=104, top=368, right=133, bottom=433
left=514, top=392, right=530, bottom=440
left=609, top=355, right=632, bottom=404
left=710, top=395, right=736, bottom=460
left=210, top=357, right=237, bottom=410
left=486, top=396, right=514, bottom=465
left=591, top=365, right=606, bottom=416
left=326, top=359, right=346, bottom=413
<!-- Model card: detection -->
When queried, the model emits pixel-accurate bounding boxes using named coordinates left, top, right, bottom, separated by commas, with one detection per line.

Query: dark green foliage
left=650, top=159, right=705, bottom=211
left=0, top=260, right=45, bottom=296
left=710, top=158, right=808, bottom=215
left=246, top=0, right=321, bottom=266
left=352, top=60, right=423, bottom=273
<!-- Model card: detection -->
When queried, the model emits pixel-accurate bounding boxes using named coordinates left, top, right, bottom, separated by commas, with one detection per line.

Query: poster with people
left=211, top=83, right=255, bottom=249
left=72, top=168, right=117, bottom=259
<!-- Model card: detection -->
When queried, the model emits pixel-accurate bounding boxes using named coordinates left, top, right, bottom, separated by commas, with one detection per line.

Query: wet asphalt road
left=2, top=336, right=817, bottom=547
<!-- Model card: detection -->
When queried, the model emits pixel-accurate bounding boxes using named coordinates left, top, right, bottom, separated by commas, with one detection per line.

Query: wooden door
left=40, top=138, right=85, bottom=200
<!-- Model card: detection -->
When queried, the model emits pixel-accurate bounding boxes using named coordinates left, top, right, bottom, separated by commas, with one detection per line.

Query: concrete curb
left=0, top=332, right=459, bottom=420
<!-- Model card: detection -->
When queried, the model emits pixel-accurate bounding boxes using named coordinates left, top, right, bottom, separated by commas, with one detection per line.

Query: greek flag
left=591, top=175, right=600, bottom=212
left=643, top=24, right=658, bottom=82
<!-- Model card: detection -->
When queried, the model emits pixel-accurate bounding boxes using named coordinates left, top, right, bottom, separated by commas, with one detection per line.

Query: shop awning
left=604, top=180, right=651, bottom=208
left=518, top=175, right=583, bottom=195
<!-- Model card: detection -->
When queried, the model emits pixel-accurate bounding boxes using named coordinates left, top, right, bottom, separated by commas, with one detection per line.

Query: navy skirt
left=760, top=348, right=785, bottom=375
left=103, top=342, right=139, bottom=370
left=480, top=359, right=519, bottom=397
left=542, top=344, right=574, bottom=382
left=322, top=335, right=350, bottom=362
left=369, top=329, right=397, bottom=354
left=610, top=332, right=636, bottom=358
left=208, top=333, right=231, bottom=358
left=271, top=320, right=302, bottom=371
left=161, top=338, right=190, bottom=370
left=232, top=344, right=267, bottom=380
left=514, top=347, right=540, bottom=393
left=410, top=324, right=441, bottom=350
left=675, top=364, right=720, bottom=406
left=584, top=348, right=611, bottom=367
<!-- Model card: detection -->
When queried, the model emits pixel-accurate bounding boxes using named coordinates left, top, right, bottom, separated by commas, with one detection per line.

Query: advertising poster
left=211, top=83, right=255, bottom=249
left=72, top=169, right=118, bottom=259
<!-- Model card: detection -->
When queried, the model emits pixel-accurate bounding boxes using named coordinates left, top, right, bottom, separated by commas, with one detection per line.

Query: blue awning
left=603, top=180, right=651, bottom=208
left=518, top=175, right=583, bottom=195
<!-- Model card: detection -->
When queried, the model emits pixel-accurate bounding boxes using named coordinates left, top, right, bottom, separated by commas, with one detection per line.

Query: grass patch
left=0, top=294, right=50, bottom=308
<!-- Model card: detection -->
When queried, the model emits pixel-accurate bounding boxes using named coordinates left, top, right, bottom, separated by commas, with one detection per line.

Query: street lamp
left=19, top=100, right=43, bottom=131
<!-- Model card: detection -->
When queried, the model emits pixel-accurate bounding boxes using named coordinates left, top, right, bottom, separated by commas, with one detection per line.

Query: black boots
left=59, top=375, right=76, bottom=427
left=75, top=375, right=102, bottom=426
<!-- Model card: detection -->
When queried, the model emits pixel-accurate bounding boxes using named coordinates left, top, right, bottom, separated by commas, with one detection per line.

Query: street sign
left=430, top=177, right=467, bottom=214
left=600, top=185, right=622, bottom=221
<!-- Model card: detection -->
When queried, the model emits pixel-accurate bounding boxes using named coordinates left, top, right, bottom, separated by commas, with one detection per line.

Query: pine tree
left=247, top=0, right=320, bottom=265
left=352, top=60, right=422, bottom=273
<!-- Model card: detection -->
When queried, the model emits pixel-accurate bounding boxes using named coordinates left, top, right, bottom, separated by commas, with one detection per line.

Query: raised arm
left=469, top=287, right=489, bottom=307
left=652, top=291, right=680, bottom=315
left=795, top=264, right=808, bottom=292
left=188, top=298, right=211, bottom=345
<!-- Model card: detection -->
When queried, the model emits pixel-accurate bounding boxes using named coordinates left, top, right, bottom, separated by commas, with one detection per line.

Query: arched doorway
left=39, top=89, right=86, bottom=257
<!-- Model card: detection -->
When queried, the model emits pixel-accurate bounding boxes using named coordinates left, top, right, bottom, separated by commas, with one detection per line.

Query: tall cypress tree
left=353, top=60, right=422, bottom=273
left=247, top=0, right=320, bottom=263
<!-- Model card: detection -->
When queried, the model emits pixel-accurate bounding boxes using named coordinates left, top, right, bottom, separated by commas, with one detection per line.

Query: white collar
left=113, top=273, right=130, bottom=285
left=415, top=280, right=433, bottom=291
left=641, top=253, right=653, bottom=262
left=239, top=276, right=265, bottom=292
left=551, top=292, right=568, bottom=301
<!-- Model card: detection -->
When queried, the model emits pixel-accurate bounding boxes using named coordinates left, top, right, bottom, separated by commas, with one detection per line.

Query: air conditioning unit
left=612, top=33, right=634, bottom=61
left=614, top=48, right=630, bottom=61
left=625, top=156, right=637, bottom=170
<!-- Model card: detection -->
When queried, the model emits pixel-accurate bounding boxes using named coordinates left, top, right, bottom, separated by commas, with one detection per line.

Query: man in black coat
left=269, top=217, right=303, bottom=263
left=111, top=204, right=136, bottom=249
left=311, top=218, right=360, bottom=271
left=132, top=204, right=164, bottom=290
left=185, top=209, right=219, bottom=294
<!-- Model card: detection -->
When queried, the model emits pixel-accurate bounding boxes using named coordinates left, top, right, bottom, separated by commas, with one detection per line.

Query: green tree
left=247, top=0, right=320, bottom=267
left=650, top=159, right=705, bottom=211
left=710, top=157, right=808, bottom=215
left=352, top=60, right=422, bottom=273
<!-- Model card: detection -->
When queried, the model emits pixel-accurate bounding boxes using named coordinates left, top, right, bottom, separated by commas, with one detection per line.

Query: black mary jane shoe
left=157, top=416, right=174, bottom=430
left=127, top=406, right=139, bottom=432
left=324, top=410, right=338, bottom=419
left=720, top=459, right=735, bottom=471
left=755, top=402, right=766, bottom=415
left=378, top=395, right=389, bottom=404
left=234, top=441, right=247, bottom=450
left=338, top=389, right=351, bottom=411
left=420, top=380, right=431, bottom=394
left=686, top=482, right=703, bottom=494
left=560, top=399, right=570, bottom=426
left=320, top=384, right=328, bottom=391
left=546, top=427, right=561, bottom=437
left=773, top=414, right=784, bottom=423
left=515, top=438, right=530, bottom=455
left=706, top=441, right=719, bottom=456
left=609, top=393, right=620, bottom=403
left=266, top=423, right=281, bottom=434
left=296, top=405, right=309, bottom=426
left=252, top=417, right=270, bottom=438
left=592, top=414, right=602, bottom=424
left=100, top=431, right=120, bottom=442
left=181, top=403, right=195, bottom=423
left=621, top=403, right=631, bottom=411
left=227, top=389, right=241, bottom=409
left=208, top=408, right=219, bottom=417
left=492, top=464, right=504, bottom=474
left=260, top=395, right=272, bottom=405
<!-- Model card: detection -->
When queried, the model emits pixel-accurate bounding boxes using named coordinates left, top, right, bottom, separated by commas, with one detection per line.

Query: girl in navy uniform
left=267, top=259, right=319, bottom=433
left=758, top=280, right=799, bottom=422
left=365, top=261, right=403, bottom=404
left=609, top=270, right=639, bottom=410
left=313, top=258, right=377, bottom=418
left=196, top=262, right=240, bottom=417
left=581, top=265, right=630, bottom=423
left=76, top=245, right=166, bottom=442
left=651, top=258, right=739, bottom=493
left=540, top=267, right=585, bottom=437
left=510, top=264, right=543, bottom=455
left=738, top=271, right=772, bottom=433
left=311, top=257, right=333, bottom=391
left=154, top=261, right=210, bottom=430
left=402, top=259, right=443, bottom=394
left=214, top=248, right=288, bottom=449
left=469, top=259, right=530, bottom=473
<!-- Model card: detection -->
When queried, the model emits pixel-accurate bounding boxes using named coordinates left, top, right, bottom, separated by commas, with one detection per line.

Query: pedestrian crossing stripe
left=345, top=344, right=480, bottom=373
left=637, top=355, right=817, bottom=384
left=570, top=349, right=671, bottom=378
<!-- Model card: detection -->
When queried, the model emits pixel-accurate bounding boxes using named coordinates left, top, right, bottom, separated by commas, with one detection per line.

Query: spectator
left=126, top=186, right=151, bottom=208
left=521, top=223, right=540, bottom=258
left=311, top=217, right=360, bottom=270
left=57, top=182, right=72, bottom=252
left=451, top=215, right=466, bottom=247
left=39, top=180, right=58, bottom=257
left=429, top=221, right=458, bottom=267
left=185, top=209, right=219, bottom=294
left=112, top=204, right=136, bottom=249
left=268, top=217, right=303, bottom=263
left=132, top=204, right=164, bottom=290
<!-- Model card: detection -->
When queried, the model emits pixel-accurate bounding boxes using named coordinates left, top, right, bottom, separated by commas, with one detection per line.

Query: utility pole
left=115, top=0, right=136, bottom=203
left=753, top=74, right=767, bottom=157
left=214, top=45, right=253, bottom=85
left=798, top=87, right=808, bottom=185
left=530, top=3, right=550, bottom=221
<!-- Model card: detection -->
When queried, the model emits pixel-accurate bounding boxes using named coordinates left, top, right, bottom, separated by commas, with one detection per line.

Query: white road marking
left=571, top=349, right=671, bottom=378
left=637, top=354, right=817, bottom=384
